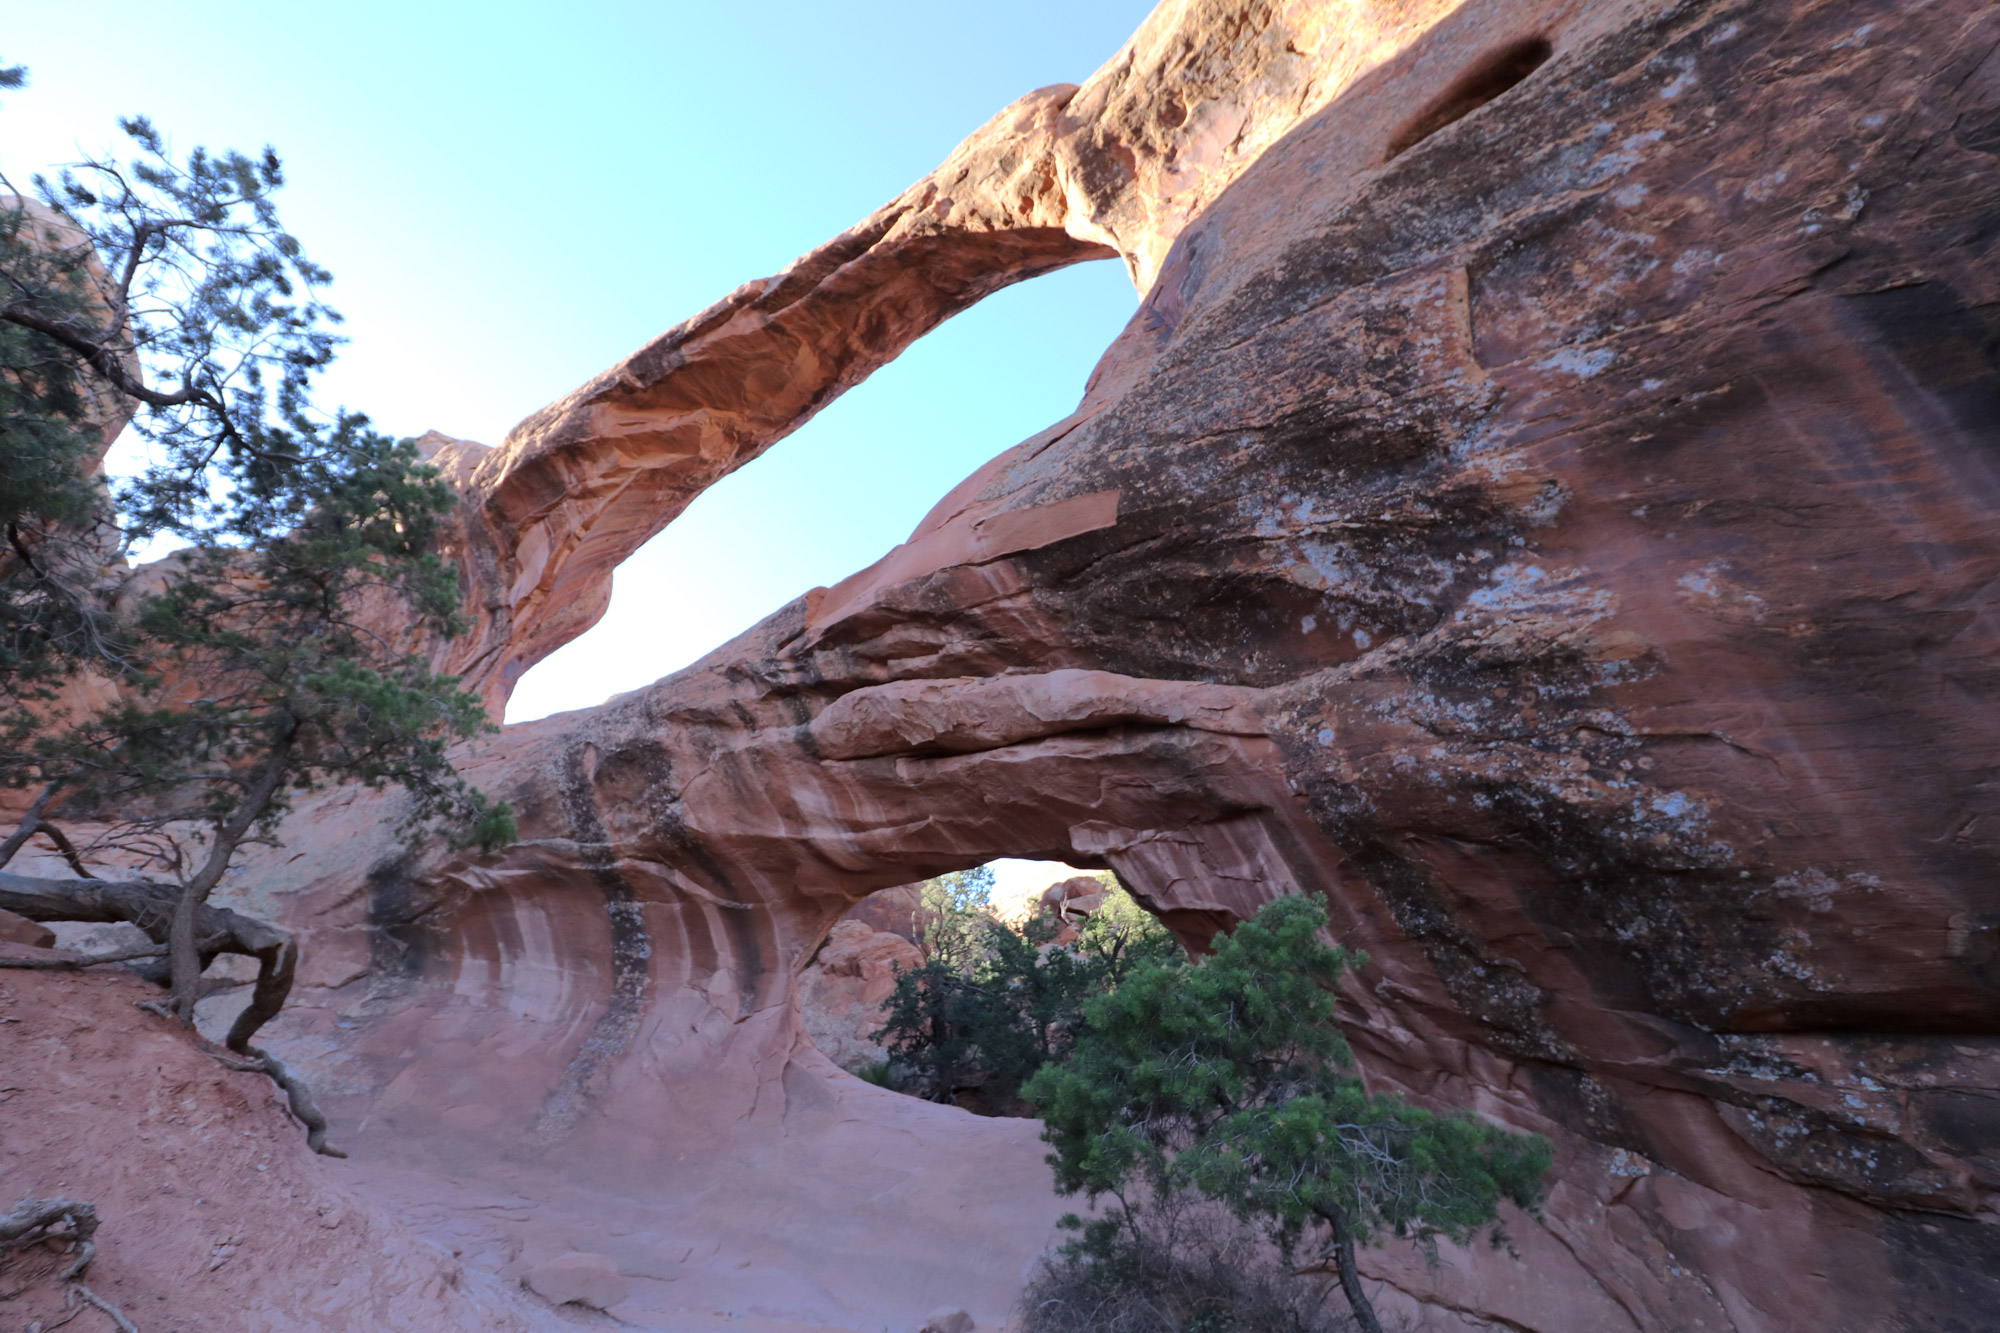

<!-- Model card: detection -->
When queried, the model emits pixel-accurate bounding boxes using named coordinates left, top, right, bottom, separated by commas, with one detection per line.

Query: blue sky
left=1, top=1, right=1152, bottom=723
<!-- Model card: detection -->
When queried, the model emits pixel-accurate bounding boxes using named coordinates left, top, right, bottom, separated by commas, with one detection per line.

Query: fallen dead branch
left=0, top=869, right=295, bottom=1051
left=0, top=946, right=166, bottom=970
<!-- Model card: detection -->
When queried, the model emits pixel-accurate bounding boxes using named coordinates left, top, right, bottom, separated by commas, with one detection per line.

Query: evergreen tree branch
left=0, top=300, right=202, bottom=406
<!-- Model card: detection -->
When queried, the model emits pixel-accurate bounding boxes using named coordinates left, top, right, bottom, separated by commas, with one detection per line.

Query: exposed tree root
left=0, top=1196, right=139, bottom=1331
left=1, top=1197, right=98, bottom=1280
left=211, top=1047, right=348, bottom=1158
left=70, top=1281, right=141, bottom=1332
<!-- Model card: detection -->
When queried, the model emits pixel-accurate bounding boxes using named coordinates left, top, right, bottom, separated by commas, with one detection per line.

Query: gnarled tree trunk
left=0, top=869, right=295, bottom=1052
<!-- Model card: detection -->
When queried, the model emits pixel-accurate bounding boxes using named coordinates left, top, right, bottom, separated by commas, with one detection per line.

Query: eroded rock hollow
left=9, top=0, right=1999, bottom=1328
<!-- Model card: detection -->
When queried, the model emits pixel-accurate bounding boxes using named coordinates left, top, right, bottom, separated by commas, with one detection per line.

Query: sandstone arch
left=18, top=0, right=2000, bottom=1328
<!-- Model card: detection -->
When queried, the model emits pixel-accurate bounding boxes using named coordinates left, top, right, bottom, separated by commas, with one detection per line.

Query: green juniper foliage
left=1, top=71, right=375, bottom=710
left=4, top=110, right=345, bottom=540
left=15, top=425, right=513, bottom=1028
left=42, top=426, right=513, bottom=856
left=875, top=865, right=1004, bottom=1102
left=1024, top=895, right=1551, bottom=1333
left=873, top=953, right=993, bottom=1104
left=0, top=197, right=129, bottom=706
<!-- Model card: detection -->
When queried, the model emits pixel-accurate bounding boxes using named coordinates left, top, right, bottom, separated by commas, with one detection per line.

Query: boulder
left=839, top=881, right=925, bottom=944
left=0, top=906, right=54, bottom=949
left=1038, top=876, right=1106, bottom=924
left=797, top=918, right=925, bottom=1069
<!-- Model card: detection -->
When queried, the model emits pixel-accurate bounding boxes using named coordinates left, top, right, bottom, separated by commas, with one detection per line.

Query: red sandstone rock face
left=29, top=0, right=2000, bottom=1329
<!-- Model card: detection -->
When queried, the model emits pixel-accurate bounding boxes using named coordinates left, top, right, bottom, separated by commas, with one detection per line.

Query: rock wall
left=25, top=0, right=2000, bottom=1328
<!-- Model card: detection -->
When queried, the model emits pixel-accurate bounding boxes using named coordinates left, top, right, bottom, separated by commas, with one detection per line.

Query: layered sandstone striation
left=18, top=0, right=2000, bottom=1329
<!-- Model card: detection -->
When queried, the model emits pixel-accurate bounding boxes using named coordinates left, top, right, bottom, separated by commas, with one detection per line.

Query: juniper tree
left=1, top=65, right=351, bottom=733
left=0, top=65, right=512, bottom=1073
left=1066, top=873, right=1183, bottom=986
left=1024, top=894, right=1552, bottom=1333
left=915, top=864, right=998, bottom=969
left=12, top=425, right=516, bottom=1026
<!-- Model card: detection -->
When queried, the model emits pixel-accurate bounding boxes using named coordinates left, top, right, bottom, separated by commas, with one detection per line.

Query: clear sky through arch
left=0, top=1, right=1154, bottom=721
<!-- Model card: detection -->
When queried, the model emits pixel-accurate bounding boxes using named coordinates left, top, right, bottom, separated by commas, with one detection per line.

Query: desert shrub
left=1019, top=1195, right=1358, bottom=1333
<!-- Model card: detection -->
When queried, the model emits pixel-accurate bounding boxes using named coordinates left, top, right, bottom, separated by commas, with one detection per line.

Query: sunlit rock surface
left=23, top=0, right=2000, bottom=1328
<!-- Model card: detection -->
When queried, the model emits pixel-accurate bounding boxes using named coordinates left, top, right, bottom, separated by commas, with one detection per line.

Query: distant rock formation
left=797, top=914, right=925, bottom=1072
left=1040, top=876, right=1108, bottom=941
left=22, top=0, right=2000, bottom=1328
